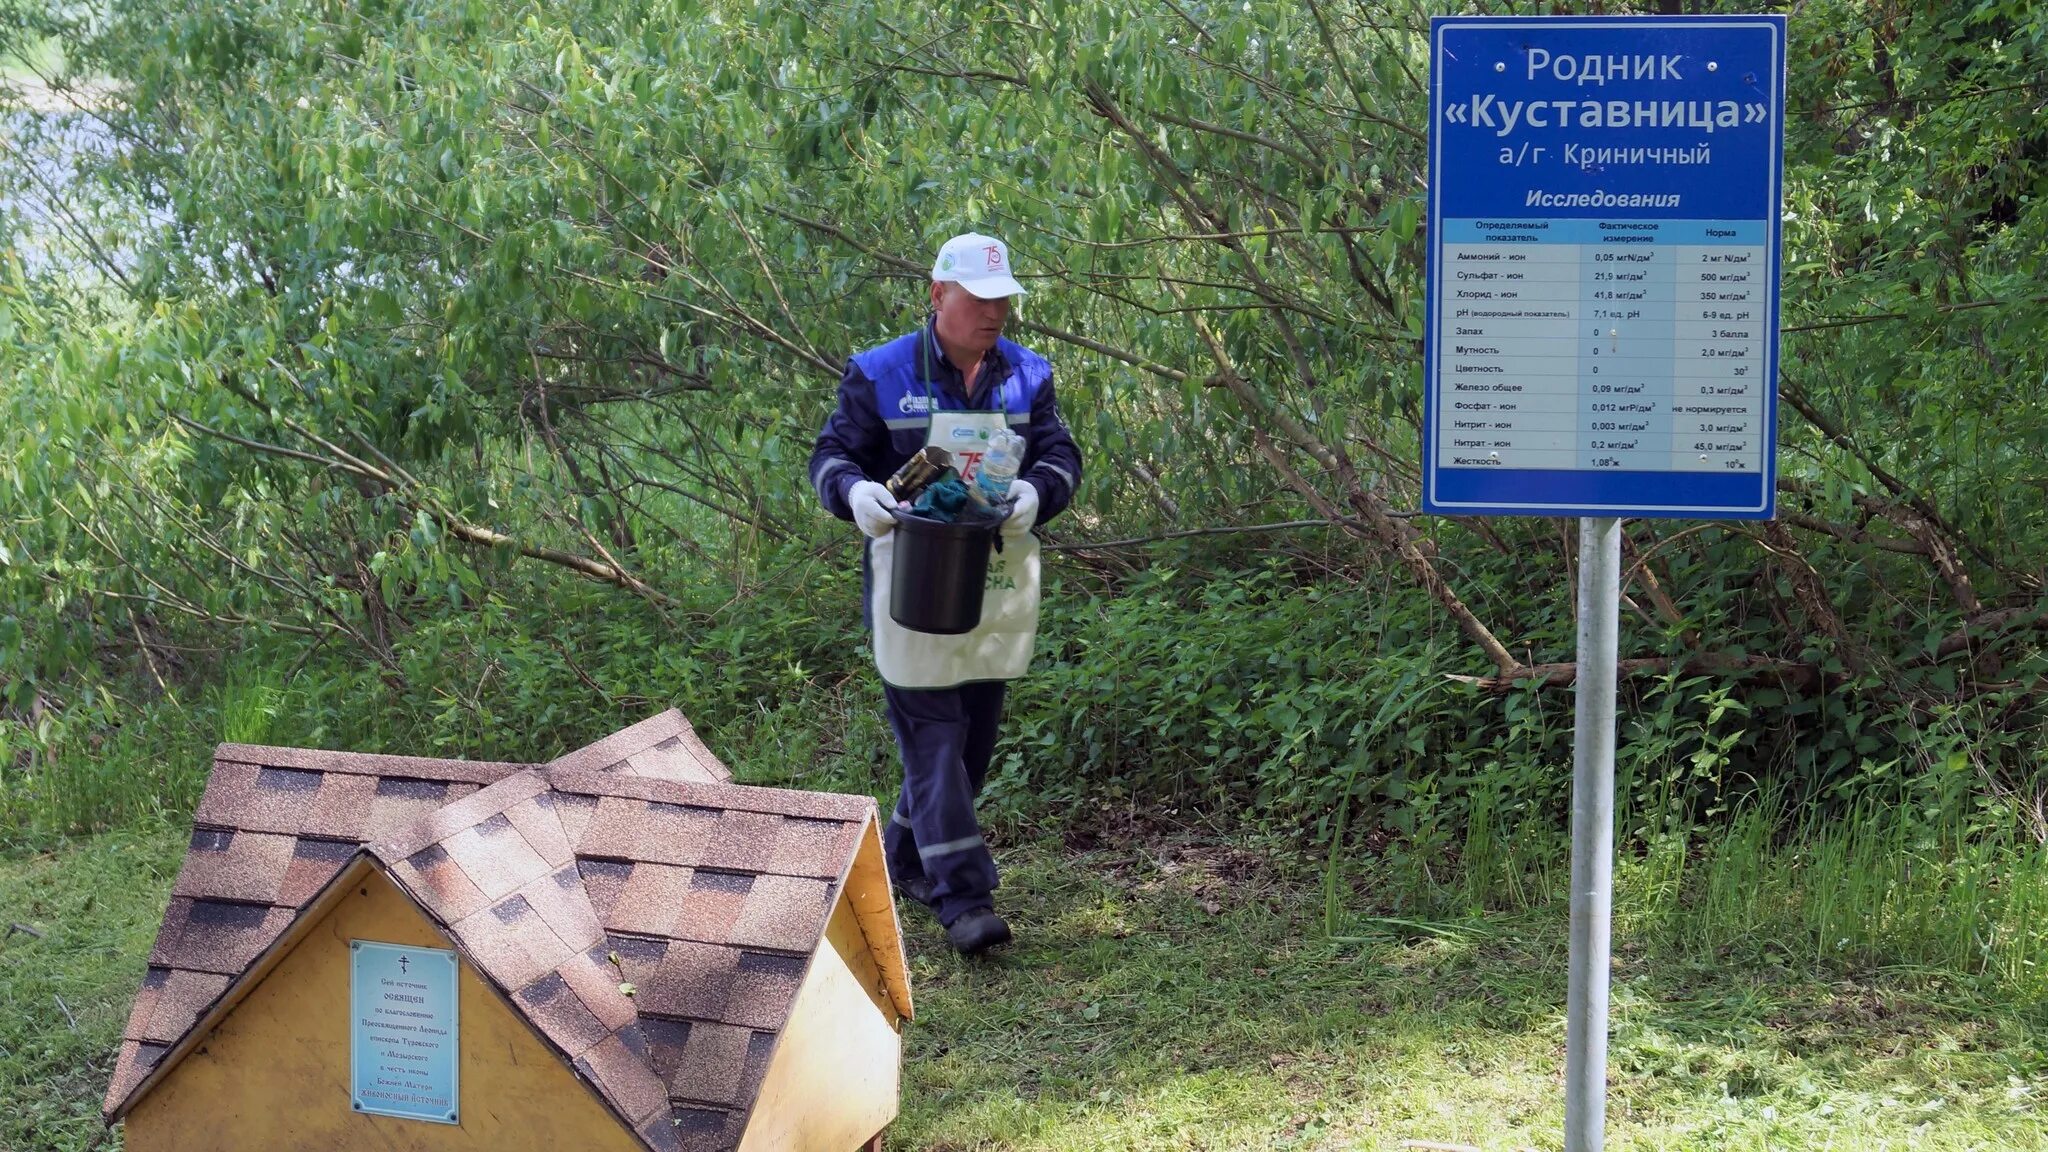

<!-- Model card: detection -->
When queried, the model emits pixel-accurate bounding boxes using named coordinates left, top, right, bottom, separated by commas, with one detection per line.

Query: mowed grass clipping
left=5, top=827, right=2047, bottom=1151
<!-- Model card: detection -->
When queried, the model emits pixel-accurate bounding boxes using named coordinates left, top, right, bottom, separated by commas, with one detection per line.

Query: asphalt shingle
left=171, top=829, right=295, bottom=905
left=545, top=709, right=733, bottom=785
left=276, top=837, right=358, bottom=907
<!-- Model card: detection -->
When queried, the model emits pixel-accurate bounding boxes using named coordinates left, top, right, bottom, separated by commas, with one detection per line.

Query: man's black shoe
left=893, top=875, right=936, bottom=908
left=945, top=908, right=1012, bottom=956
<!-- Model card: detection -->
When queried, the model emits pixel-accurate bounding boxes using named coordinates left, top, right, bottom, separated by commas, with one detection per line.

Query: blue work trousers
left=882, top=680, right=1007, bottom=927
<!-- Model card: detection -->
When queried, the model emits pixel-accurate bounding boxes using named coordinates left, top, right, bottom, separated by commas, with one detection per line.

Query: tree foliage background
left=3, top=0, right=2046, bottom=848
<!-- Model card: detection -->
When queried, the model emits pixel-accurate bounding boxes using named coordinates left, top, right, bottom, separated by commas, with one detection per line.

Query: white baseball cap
left=931, top=232, right=1027, bottom=299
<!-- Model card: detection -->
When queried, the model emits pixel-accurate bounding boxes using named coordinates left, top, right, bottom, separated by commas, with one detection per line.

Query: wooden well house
left=102, top=710, right=912, bottom=1152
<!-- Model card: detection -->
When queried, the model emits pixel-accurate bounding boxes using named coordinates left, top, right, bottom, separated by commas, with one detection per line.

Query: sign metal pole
left=1565, top=515, right=1622, bottom=1152
left=1421, top=17, right=1785, bottom=1149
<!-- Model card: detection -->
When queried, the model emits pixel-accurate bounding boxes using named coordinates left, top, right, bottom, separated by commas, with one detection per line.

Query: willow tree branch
left=181, top=388, right=673, bottom=602
left=1780, top=380, right=2031, bottom=589
left=1247, top=426, right=1520, bottom=677
left=1755, top=521, right=1858, bottom=661
left=1150, top=109, right=1321, bottom=170
left=763, top=203, right=1198, bottom=384
left=1085, top=79, right=1351, bottom=415
left=1784, top=291, right=2048, bottom=333
left=1778, top=511, right=1927, bottom=555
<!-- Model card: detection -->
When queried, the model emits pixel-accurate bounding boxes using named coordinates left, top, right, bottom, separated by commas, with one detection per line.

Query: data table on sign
left=1434, top=218, right=1768, bottom=475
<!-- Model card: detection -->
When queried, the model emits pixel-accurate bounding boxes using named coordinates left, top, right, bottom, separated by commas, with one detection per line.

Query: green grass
left=0, top=823, right=181, bottom=1152
left=12, top=821, right=2045, bottom=1152
left=894, top=835, right=2048, bottom=1151
left=1619, top=800, right=2048, bottom=998
left=0, top=702, right=214, bottom=849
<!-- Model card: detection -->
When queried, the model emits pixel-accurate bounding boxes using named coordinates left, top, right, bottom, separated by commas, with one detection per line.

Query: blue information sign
left=350, top=939, right=460, bottom=1124
left=1423, top=16, right=1786, bottom=518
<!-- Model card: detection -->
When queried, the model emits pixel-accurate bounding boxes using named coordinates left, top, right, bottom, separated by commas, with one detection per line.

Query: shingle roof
left=103, top=711, right=905, bottom=1152
left=104, top=744, right=525, bottom=1110
left=545, top=708, right=734, bottom=785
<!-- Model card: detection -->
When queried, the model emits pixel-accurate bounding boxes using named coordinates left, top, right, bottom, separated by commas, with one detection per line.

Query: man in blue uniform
left=809, top=233, right=1082, bottom=955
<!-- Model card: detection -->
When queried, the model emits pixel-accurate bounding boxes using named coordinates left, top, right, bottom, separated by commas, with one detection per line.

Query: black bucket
left=888, top=509, right=1003, bottom=635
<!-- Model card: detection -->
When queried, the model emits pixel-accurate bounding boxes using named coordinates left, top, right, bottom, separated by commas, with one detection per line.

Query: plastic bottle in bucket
left=976, top=429, right=1025, bottom=502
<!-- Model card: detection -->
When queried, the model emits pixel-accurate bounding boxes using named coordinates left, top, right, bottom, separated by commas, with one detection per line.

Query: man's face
left=930, top=281, right=1012, bottom=360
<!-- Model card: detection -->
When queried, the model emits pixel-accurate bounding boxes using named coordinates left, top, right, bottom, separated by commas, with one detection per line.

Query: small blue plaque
left=349, top=939, right=460, bottom=1124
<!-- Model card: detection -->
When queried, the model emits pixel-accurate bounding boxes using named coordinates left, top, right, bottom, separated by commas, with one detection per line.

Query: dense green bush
left=5, top=0, right=2047, bottom=857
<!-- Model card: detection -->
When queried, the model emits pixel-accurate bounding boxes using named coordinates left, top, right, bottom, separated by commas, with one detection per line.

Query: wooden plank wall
left=736, top=893, right=903, bottom=1152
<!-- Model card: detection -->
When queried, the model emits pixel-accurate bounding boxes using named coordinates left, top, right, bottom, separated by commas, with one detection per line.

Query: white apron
left=871, top=407, right=1041, bottom=690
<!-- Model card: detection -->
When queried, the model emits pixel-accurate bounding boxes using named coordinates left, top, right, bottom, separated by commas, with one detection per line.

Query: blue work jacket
left=808, top=322, right=1083, bottom=524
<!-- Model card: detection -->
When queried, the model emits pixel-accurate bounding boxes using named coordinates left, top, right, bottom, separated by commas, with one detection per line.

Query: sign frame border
left=1421, top=14, right=1787, bottom=520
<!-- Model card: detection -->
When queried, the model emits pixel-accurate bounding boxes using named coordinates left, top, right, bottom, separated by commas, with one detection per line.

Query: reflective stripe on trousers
left=882, top=679, right=1007, bottom=927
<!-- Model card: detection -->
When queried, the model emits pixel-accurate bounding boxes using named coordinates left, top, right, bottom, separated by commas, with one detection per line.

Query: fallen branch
left=1778, top=510, right=1927, bottom=556
left=1912, top=599, right=2048, bottom=665
left=1756, top=521, right=1856, bottom=655
left=1447, top=651, right=1824, bottom=692
left=1043, top=516, right=1416, bottom=552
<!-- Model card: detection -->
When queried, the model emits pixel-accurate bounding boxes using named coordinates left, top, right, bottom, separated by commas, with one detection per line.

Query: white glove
left=1003, top=479, right=1039, bottom=536
left=848, top=480, right=898, bottom=538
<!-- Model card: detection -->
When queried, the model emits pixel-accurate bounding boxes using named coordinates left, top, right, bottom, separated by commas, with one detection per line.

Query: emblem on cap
left=932, top=231, right=1027, bottom=298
